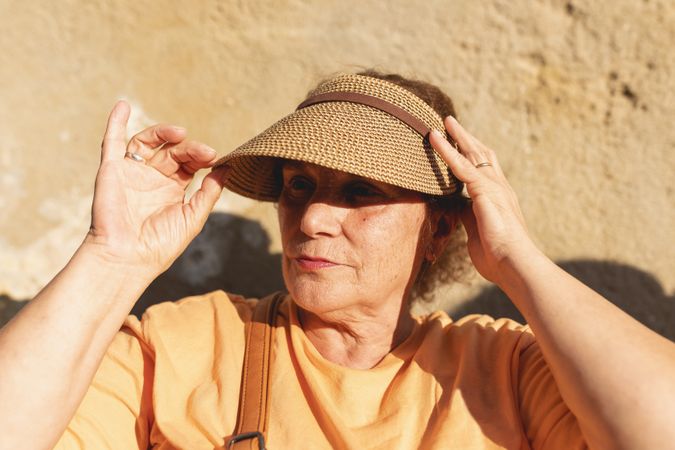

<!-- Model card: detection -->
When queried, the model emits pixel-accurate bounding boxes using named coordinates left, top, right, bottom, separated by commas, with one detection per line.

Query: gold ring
left=475, top=162, right=492, bottom=168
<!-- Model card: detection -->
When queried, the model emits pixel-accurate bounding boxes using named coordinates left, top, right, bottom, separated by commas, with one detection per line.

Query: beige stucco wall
left=1, top=1, right=673, bottom=339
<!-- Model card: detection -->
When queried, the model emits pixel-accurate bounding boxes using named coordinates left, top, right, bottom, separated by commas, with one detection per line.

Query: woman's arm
left=0, top=101, right=227, bottom=450
left=0, top=245, right=155, bottom=450
left=429, top=119, right=675, bottom=450
left=500, top=244, right=675, bottom=450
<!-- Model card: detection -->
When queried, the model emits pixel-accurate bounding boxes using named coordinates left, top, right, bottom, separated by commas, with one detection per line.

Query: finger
left=429, top=129, right=482, bottom=184
left=472, top=140, right=506, bottom=178
left=100, top=101, right=131, bottom=162
left=443, top=116, right=504, bottom=177
left=147, top=140, right=218, bottom=179
left=126, top=124, right=187, bottom=160
left=182, top=169, right=228, bottom=236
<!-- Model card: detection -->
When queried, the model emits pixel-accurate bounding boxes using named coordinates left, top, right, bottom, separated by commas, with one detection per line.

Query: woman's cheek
left=354, top=207, right=419, bottom=263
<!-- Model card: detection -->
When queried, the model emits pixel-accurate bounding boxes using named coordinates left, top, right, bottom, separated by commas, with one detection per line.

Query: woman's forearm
left=0, top=243, right=156, bottom=450
left=499, top=246, right=675, bottom=450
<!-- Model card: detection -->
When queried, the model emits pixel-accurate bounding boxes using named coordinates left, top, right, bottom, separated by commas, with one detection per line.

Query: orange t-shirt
left=54, top=290, right=586, bottom=449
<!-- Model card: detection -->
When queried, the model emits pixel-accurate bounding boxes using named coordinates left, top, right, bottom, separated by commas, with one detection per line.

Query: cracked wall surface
left=1, top=0, right=673, bottom=339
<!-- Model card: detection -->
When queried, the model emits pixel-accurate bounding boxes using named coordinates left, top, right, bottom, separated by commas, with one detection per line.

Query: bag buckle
left=227, top=431, right=266, bottom=449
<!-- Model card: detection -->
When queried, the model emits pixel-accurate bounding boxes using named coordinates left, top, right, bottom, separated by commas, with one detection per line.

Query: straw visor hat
left=212, top=74, right=461, bottom=201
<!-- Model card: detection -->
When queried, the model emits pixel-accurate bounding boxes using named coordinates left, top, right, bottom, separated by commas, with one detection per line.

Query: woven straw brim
left=213, top=75, right=460, bottom=201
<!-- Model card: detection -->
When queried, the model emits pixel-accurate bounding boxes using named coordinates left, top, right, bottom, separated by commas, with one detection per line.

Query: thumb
left=460, top=204, right=480, bottom=244
left=100, top=100, right=131, bottom=163
left=183, top=168, right=228, bottom=235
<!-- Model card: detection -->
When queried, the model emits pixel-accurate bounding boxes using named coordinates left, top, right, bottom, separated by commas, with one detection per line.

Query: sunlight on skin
left=276, top=161, right=439, bottom=368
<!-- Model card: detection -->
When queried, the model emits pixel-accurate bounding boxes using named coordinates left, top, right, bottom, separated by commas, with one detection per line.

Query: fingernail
left=172, top=126, right=186, bottom=132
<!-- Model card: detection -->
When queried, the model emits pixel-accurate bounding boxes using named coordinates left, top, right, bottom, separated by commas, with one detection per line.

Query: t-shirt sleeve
left=517, top=340, right=588, bottom=450
left=53, top=314, right=154, bottom=450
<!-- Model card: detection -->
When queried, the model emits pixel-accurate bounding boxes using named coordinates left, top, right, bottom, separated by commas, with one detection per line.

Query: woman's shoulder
left=420, top=309, right=531, bottom=331
left=416, top=310, right=536, bottom=354
left=140, top=289, right=258, bottom=325
left=123, top=290, right=271, bottom=352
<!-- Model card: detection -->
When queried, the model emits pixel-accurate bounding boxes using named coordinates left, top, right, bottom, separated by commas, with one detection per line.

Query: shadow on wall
left=0, top=295, right=27, bottom=328
left=0, top=212, right=285, bottom=327
left=1, top=213, right=673, bottom=343
left=451, top=260, right=675, bottom=342
left=130, top=212, right=285, bottom=318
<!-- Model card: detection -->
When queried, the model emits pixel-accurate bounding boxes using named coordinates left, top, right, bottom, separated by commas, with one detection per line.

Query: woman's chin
left=283, top=262, right=360, bottom=314
left=286, top=279, right=349, bottom=315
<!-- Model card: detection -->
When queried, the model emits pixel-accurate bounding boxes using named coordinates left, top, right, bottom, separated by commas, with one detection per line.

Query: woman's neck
left=297, top=301, right=415, bottom=370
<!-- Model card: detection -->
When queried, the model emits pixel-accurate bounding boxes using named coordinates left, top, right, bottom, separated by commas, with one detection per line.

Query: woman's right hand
left=82, top=101, right=228, bottom=276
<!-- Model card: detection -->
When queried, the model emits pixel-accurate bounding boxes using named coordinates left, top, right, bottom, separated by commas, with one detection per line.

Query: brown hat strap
left=297, top=92, right=432, bottom=137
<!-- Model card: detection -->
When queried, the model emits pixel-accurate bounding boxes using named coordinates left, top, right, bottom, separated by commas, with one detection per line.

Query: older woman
left=1, top=72, right=674, bottom=450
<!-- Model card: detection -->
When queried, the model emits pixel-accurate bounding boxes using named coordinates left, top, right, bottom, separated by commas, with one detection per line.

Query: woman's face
left=278, top=160, right=432, bottom=316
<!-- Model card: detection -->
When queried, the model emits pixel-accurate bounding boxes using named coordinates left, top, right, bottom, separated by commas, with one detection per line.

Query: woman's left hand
left=429, top=117, right=539, bottom=285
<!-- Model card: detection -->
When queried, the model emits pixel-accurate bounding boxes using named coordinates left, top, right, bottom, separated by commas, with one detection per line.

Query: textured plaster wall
left=0, top=1, right=673, bottom=339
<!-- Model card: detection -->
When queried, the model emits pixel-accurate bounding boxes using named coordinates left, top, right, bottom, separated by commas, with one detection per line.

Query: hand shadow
left=131, top=212, right=285, bottom=318
left=451, top=260, right=675, bottom=342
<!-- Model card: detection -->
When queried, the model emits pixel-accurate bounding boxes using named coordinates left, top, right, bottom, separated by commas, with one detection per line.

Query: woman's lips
left=294, top=256, right=338, bottom=270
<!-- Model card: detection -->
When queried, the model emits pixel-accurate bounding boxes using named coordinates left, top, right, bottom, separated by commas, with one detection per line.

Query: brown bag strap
left=227, top=292, right=283, bottom=450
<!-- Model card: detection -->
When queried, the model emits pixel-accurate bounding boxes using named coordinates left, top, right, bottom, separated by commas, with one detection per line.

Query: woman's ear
left=428, top=210, right=459, bottom=260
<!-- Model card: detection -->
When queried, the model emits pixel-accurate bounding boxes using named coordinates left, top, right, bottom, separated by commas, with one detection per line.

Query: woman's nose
left=299, top=200, right=342, bottom=238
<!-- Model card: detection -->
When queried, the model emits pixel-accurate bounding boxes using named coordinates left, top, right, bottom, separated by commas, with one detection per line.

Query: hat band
left=296, top=92, right=432, bottom=137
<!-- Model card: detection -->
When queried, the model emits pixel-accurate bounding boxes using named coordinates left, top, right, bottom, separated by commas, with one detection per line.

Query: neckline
left=287, top=298, right=425, bottom=373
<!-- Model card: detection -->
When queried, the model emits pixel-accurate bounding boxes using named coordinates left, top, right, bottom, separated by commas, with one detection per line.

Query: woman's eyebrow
left=282, top=160, right=303, bottom=170
left=281, top=161, right=318, bottom=175
left=280, top=161, right=300, bottom=172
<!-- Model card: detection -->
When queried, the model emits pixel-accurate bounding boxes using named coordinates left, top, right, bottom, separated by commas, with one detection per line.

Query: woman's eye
left=284, top=176, right=313, bottom=196
left=346, top=183, right=381, bottom=200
